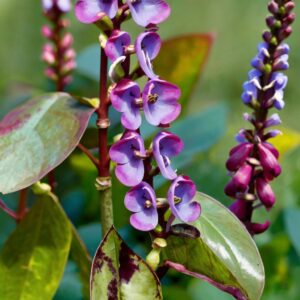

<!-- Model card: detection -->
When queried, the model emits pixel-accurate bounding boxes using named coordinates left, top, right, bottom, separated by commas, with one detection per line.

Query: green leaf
left=0, top=92, right=95, bottom=194
left=0, top=192, right=72, bottom=300
left=70, top=226, right=92, bottom=300
left=162, top=192, right=265, bottom=300
left=153, top=34, right=214, bottom=111
left=284, top=209, right=300, bottom=257
left=91, top=227, right=162, bottom=300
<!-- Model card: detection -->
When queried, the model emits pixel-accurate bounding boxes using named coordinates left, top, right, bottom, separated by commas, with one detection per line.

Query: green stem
left=99, top=188, right=113, bottom=234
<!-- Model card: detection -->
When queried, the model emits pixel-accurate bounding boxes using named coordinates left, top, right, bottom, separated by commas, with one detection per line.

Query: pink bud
left=42, top=51, right=56, bottom=65
left=41, top=25, right=53, bottom=39
left=247, top=221, right=270, bottom=235
left=226, top=143, right=253, bottom=172
left=60, top=33, right=73, bottom=49
left=232, top=163, right=253, bottom=193
left=256, top=177, right=276, bottom=209
left=64, top=49, right=76, bottom=61
left=45, top=67, right=57, bottom=80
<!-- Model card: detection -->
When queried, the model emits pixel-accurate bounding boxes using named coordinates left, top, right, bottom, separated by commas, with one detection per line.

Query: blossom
left=43, top=0, right=72, bottom=13
left=109, top=131, right=146, bottom=186
left=153, top=132, right=184, bottom=180
left=126, top=0, right=171, bottom=27
left=125, top=182, right=158, bottom=231
left=135, top=31, right=161, bottom=79
left=105, top=30, right=131, bottom=62
left=167, top=176, right=201, bottom=223
left=142, top=79, right=181, bottom=126
left=110, top=79, right=142, bottom=130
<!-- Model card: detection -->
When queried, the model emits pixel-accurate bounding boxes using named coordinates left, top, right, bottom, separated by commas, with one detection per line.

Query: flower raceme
left=75, top=0, right=171, bottom=27
left=225, top=0, right=295, bottom=235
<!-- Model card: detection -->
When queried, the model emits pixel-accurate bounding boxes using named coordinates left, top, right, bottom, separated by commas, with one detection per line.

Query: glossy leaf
left=0, top=193, right=72, bottom=300
left=153, top=34, right=214, bottom=110
left=163, top=192, right=265, bottom=300
left=0, top=92, right=95, bottom=194
left=91, top=227, right=162, bottom=300
left=284, top=209, right=300, bottom=257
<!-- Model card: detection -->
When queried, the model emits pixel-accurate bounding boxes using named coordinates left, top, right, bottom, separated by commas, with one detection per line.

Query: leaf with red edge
left=0, top=92, right=95, bottom=194
left=153, top=34, right=214, bottom=111
left=91, top=227, right=162, bottom=300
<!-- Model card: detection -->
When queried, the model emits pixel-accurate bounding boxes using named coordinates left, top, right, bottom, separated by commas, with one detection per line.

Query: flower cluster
left=225, top=0, right=295, bottom=235
left=42, top=0, right=76, bottom=91
left=75, top=0, right=200, bottom=232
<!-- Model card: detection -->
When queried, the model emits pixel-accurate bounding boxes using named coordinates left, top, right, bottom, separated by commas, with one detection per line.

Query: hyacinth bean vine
left=0, top=0, right=296, bottom=300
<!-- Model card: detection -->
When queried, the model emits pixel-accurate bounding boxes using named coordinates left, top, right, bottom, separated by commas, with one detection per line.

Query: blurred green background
left=0, top=0, right=300, bottom=299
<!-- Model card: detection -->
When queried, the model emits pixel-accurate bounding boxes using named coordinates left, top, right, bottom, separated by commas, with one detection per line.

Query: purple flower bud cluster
left=75, top=0, right=200, bottom=232
left=225, top=0, right=295, bottom=235
left=41, top=0, right=76, bottom=91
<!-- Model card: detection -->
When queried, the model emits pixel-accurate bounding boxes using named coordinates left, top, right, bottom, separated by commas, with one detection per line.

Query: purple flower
left=241, top=81, right=258, bottom=104
left=135, top=32, right=161, bottom=79
left=75, top=0, right=118, bottom=23
left=167, top=176, right=201, bottom=223
left=226, top=143, right=253, bottom=172
left=258, top=143, right=281, bottom=180
left=43, top=0, right=72, bottom=12
left=127, top=0, right=171, bottom=27
left=229, top=199, right=248, bottom=221
left=142, top=79, right=181, bottom=126
left=255, top=177, right=276, bottom=209
left=265, top=113, right=282, bottom=128
left=109, top=131, right=146, bottom=186
left=231, top=163, right=253, bottom=193
left=110, top=79, right=142, bottom=130
left=125, top=182, right=158, bottom=231
left=247, top=221, right=270, bottom=235
left=273, top=54, right=289, bottom=71
left=105, top=30, right=131, bottom=62
left=153, top=132, right=184, bottom=180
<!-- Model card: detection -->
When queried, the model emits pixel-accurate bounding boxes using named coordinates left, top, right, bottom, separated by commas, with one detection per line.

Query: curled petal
left=153, top=132, right=183, bottom=180
left=168, top=176, right=200, bottom=223
left=135, top=32, right=161, bottom=79
left=143, top=79, right=181, bottom=126
left=75, top=0, right=118, bottom=23
left=105, top=30, right=131, bottom=62
left=127, top=0, right=171, bottom=27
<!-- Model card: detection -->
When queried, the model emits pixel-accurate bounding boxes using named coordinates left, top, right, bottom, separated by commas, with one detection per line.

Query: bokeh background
left=1, top=1, right=300, bottom=299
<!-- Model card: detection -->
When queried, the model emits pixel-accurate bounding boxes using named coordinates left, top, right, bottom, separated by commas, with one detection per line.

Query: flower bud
left=258, top=143, right=281, bottom=179
left=41, top=25, right=53, bottom=39
left=226, top=143, right=253, bottom=172
left=232, top=163, right=253, bottom=193
left=268, top=1, right=279, bottom=14
left=60, top=33, right=73, bottom=49
left=256, top=177, right=276, bottom=209
left=247, top=221, right=270, bottom=235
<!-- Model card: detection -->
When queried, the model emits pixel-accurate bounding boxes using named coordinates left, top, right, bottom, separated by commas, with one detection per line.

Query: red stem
left=17, top=189, right=27, bottom=223
left=78, top=143, right=99, bottom=169
left=0, top=198, right=19, bottom=220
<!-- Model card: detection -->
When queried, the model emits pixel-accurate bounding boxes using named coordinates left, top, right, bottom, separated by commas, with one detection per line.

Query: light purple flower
left=273, top=54, right=289, bottom=71
left=265, top=113, right=282, bottom=128
left=241, top=81, right=258, bottom=104
left=110, top=79, right=142, bottom=130
left=153, top=132, right=184, bottom=180
left=135, top=31, right=161, bottom=79
left=109, top=131, right=146, bottom=186
left=142, top=79, right=181, bottom=126
left=167, top=176, right=201, bottom=223
left=43, top=0, right=72, bottom=12
left=127, top=0, right=171, bottom=27
left=125, top=182, right=158, bottom=231
left=75, top=0, right=118, bottom=23
left=105, top=30, right=131, bottom=62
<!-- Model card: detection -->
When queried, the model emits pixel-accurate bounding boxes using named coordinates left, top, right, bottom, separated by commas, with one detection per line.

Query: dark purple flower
left=142, top=79, right=181, bottom=126
left=105, top=30, right=131, bottom=62
left=135, top=31, right=161, bottom=79
left=110, top=79, right=142, bottom=130
left=247, top=221, right=270, bottom=235
left=255, top=177, right=276, bottom=209
left=229, top=199, right=249, bottom=221
left=125, top=182, right=158, bottom=231
left=75, top=0, right=118, bottom=23
left=43, top=0, right=72, bottom=12
left=153, top=132, right=184, bottom=180
left=167, top=176, right=200, bottom=223
left=262, top=142, right=279, bottom=159
left=127, top=0, right=171, bottom=27
left=109, top=131, right=146, bottom=186
left=258, top=143, right=281, bottom=180
left=231, top=163, right=253, bottom=193
left=226, top=143, right=253, bottom=172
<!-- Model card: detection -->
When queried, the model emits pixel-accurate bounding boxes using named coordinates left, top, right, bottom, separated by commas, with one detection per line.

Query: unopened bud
left=146, top=249, right=161, bottom=271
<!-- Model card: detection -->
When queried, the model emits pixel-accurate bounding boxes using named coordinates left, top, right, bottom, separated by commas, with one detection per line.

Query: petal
left=121, top=109, right=142, bottom=130
left=175, top=201, right=201, bottom=223
left=135, top=32, right=161, bottom=79
left=127, top=0, right=171, bottom=27
left=115, top=158, right=144, bottom=187
left=75, top=0, right=118, bottom=23
left=57, top=0, right=72, bottom=12
left=105, top=30, right=131, bottom=62
left=125, top=182, right=156, bottom=212
left=130, top=208, right=158, bottom=231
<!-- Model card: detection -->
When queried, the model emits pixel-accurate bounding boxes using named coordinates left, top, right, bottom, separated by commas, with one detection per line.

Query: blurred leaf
left=76, top=44, right=101, bottom=81
left=71, top=226, right=92, bottom=300
left=91, top=227, right=162, bottom=300
left=163, top=192, right=264, bottom=300
left=154, top=34, right=214, bottom=111
left=0, top=92, right=95, bottom=194
left=0, top=192, right=72, bottom=300
left=272, top=127, right=300, bottom=157
left=284, top=209, right=300, bottom=257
